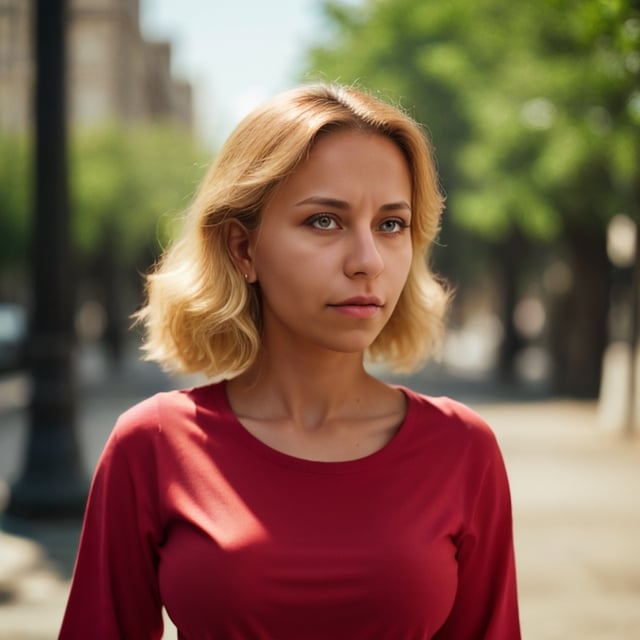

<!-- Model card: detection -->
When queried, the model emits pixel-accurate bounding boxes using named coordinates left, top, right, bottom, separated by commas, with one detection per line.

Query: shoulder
left=111, top=381, right=227, bottom=444
left=399, top=386, right=502, bottom=458
left=399, top=388, right=513, bottom=510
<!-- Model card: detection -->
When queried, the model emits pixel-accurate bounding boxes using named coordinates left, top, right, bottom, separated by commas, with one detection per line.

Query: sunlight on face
left=249, top=129, right=413, bottom=357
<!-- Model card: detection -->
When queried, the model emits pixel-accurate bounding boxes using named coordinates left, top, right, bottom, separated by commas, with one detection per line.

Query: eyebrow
left=294, top=195, right=412, bottom=213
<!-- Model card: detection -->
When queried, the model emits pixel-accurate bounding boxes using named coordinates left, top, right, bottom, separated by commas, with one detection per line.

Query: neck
left=229, top=345, right=376, bottom=430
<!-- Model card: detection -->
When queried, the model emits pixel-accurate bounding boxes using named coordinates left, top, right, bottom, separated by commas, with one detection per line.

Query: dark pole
left=5, top=0, right=88, bottom=518
left=625, top=223, right=639, bottom=436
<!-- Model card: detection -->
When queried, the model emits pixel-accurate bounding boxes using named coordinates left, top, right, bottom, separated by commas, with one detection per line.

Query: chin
left=323, top=334, right=381, bottom=355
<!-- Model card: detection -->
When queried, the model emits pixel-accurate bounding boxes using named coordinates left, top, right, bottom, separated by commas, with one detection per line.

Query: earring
left=243, top=273, right=248, bottom=280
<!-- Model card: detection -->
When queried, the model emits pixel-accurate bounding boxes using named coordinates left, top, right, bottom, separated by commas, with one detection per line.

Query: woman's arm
left=435, top=434, right=521, bottom=639
left=59, top=406, right=164, bottom=639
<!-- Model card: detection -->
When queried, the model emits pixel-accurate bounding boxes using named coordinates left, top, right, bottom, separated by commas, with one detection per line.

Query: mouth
left=331, top=296, right=383, bottom=307
left=328, top=297, right=383, bottom=319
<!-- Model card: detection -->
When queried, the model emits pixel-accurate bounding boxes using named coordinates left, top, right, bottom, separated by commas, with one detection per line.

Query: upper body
left=60, top=83, right=521, bottom=638
left=60, top=382, right=519, bottom=639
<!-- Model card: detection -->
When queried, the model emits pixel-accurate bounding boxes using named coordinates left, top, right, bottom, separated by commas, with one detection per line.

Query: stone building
left=0, top=0, right=192, bottom=133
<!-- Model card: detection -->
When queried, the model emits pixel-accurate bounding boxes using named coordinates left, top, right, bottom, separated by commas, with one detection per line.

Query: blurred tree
left=0, top=126, right=206, bottom=362
left=71, top=125, right=205, bottom=261
left=305, top=0, right=640, bottom=396
left=455, top=0, right=640, bottom=396
left=70, top=124, right=206, bottom=364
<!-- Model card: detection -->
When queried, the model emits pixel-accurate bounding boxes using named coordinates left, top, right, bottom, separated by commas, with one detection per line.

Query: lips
left=330, top=296, right=383, bottom=307
left=328, top=296, right=383, bottom=319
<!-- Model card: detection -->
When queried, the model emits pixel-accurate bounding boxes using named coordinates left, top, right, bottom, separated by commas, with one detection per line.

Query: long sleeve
left=434, top=431, right=521, bottom=639
left=59, top=404, right=164, bottom=639
left=59, top=384, right=522, bottom=639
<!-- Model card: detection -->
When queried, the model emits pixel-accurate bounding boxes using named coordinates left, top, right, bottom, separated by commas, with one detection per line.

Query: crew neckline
left=208, top=380, right=419, bottom=474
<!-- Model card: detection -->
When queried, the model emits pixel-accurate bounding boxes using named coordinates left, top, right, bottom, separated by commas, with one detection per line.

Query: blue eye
left=380, top=219, right=409, bottom=233
left=309, top=214, right=339, bottom=230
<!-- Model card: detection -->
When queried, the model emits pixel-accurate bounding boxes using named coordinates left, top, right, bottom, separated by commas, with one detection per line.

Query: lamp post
left=5, top=0, right=88, bottom=519
left=626, top=220, right=639, bottom=436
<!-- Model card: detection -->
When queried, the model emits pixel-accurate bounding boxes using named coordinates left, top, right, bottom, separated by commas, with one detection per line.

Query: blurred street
left=0, top=345, right=639, bottom=639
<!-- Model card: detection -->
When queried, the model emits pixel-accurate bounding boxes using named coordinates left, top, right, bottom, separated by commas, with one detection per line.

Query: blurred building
left=0, top=0, right=192, bottom=133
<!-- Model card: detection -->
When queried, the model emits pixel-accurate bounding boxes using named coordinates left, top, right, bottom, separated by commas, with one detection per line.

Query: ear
left=226, top=220, right=257, bottom=283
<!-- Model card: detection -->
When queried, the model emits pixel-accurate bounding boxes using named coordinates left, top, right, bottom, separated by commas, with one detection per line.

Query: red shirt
left=60, top=382, right=520, bottom=639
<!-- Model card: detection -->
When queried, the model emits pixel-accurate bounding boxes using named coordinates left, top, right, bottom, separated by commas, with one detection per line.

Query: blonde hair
left=135, top=83, right=449, bottom=377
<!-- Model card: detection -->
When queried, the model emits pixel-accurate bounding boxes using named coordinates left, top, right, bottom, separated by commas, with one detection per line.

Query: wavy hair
left=135, top=83, right=449, bottom=377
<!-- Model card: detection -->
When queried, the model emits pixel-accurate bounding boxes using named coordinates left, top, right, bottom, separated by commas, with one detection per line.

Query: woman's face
left=249, top=129, right=413, bottom=357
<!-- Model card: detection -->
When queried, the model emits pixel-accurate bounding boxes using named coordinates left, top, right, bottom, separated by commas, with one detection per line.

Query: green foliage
left=71, top=124, right=207, bottom=261
left=0, top=125, right=207, bottom=275
left=305, top=0, right=640, bottom=243
left=308, top=0, right=475, bottom=183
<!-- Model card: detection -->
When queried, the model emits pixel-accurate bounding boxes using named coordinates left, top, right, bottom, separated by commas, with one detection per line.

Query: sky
left=140, top=0, right=360, bottom=149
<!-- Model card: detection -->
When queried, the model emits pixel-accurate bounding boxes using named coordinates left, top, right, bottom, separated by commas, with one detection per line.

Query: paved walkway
left=0, top=349, right=638, bottom=639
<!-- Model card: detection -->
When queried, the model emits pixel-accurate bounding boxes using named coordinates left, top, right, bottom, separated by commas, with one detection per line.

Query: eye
left=308, top=214, right=340, bottom=230
left=379, top=218, right=409, bottom=233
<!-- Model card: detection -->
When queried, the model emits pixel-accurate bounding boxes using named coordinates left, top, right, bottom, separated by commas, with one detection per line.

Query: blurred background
left=0, top=0, right=638, bottom=638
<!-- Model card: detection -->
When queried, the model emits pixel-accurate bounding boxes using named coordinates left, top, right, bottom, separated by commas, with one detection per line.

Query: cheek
left=392, top=253, right=414, bottom=304
left=396, top=244, right=414, bottom=282
left=253, top=242, right=318, bottom=301
left=252, top=233, right=297, bottom=278
left=254, top=231, right=337, bottom=281
left=256, top=250, right=306, bottom=283
left=397, top=267, right=413, bottom=301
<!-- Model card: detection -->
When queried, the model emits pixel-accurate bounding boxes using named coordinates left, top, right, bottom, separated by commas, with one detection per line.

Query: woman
left=60, top=84, right=520, bottom=639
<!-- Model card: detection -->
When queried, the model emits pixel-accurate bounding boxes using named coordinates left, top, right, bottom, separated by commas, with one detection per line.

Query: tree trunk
left=496, top=231, right=528, bottom=382
left=549, top=228, right=611, bottom=398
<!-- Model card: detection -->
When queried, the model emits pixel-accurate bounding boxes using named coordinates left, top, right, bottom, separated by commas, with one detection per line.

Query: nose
left=343, top=227, right=384, bottom=279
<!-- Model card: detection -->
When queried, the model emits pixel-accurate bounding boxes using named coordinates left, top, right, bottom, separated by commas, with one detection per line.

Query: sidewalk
left=0, top=350, right=638, bottom=639
left=480, top=401, right=640, bottom=639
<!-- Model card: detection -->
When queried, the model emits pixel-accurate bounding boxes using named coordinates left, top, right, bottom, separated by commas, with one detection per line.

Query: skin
left=226, top=129, right=414, bottom=462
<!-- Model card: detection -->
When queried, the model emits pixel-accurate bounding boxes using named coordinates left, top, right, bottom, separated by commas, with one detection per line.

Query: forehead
left=306, top=128, right=408, bottom=172
left=271, top=129, right=412, bottom=203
